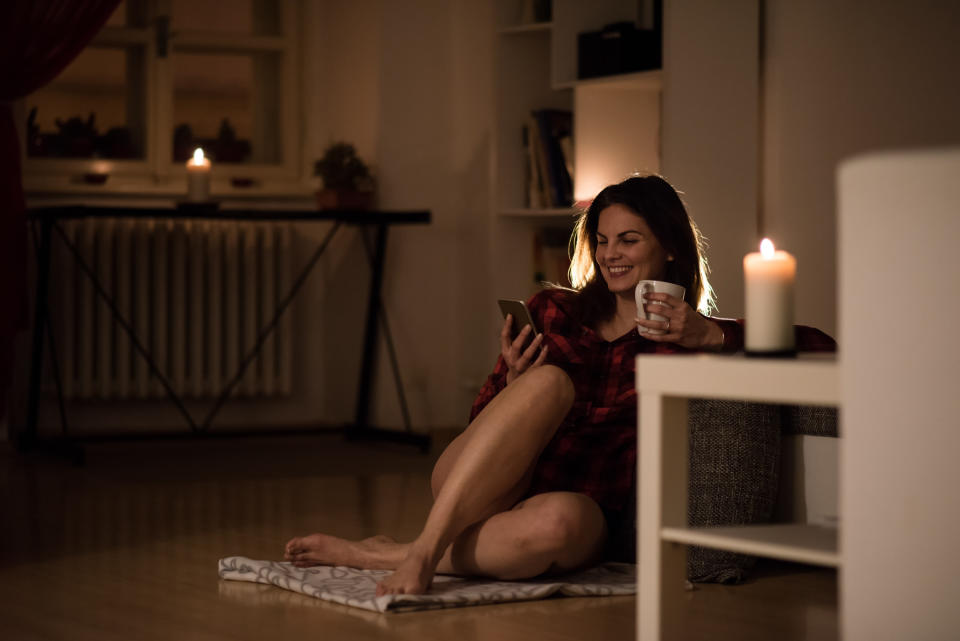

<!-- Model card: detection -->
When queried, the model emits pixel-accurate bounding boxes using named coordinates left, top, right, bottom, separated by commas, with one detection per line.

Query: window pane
left=172, top=52, right=281, bottom=164
left=105, top=1, right=127, bottom=27
left=171, top=0, right=280, bottom=36
left=104, top=1, right=150, bottom=29
left=27, top=46, right=146, bottom=160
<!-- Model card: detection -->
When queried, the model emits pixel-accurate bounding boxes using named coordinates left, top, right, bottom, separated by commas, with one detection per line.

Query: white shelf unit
left=660, top=523, right=839, bottom=568
left=635, top=353, right=840, bottom=641
left=491, top=0, right=661, bottom=302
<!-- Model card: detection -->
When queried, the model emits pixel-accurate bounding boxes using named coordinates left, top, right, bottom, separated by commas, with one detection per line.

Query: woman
left=284, top=175, right=744, bottom=595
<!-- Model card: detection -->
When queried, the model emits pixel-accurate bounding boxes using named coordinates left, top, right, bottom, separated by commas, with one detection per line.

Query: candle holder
left=744, top=347, right=797, bottom=358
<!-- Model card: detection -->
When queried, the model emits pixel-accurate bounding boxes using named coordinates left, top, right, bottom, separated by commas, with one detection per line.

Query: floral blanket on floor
left=217, top=556, right=636, bottom=613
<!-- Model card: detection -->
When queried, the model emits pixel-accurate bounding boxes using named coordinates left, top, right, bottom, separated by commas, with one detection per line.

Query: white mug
left=635, top=280, right=686, bottom=335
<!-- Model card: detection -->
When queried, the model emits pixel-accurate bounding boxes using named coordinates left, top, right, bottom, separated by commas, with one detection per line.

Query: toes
left=376, top=579, right=421, bottom=596
left=376, top=581, right=400, bottom=596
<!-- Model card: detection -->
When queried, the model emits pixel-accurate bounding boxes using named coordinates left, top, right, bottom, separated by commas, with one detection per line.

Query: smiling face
left=595, top=204, right=671, bottom=295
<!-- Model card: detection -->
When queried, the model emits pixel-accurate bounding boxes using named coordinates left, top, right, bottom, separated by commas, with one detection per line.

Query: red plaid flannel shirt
left=469, top=288, right=836, bottom=523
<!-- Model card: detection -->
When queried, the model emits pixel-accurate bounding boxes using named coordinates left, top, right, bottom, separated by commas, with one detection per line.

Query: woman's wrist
left=713, top=323, right=726, bottom=351
left=703, top=319, right=725, bottom=352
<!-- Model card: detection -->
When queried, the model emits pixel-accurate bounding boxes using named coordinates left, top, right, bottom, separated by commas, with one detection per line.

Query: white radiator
left=54, top=218, right=294, bottom=400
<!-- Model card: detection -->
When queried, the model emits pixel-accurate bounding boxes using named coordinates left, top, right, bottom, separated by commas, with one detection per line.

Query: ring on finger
left=665, top=320, right=670, bottom=331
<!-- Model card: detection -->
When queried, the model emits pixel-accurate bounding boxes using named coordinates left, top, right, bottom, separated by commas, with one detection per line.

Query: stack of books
left=524, top=109, right=573, bottom=209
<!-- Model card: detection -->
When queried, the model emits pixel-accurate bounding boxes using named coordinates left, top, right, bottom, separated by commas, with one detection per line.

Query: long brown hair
left=566, top=175, right=716, bottom=327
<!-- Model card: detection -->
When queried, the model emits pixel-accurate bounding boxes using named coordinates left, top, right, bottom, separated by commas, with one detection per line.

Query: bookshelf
left=491, top=0, right=662, bottom=302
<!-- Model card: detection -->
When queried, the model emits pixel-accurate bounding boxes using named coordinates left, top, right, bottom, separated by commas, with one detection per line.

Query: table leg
left=349, top=224, right=429, bottom=451
left=21, top=217, right=52, bottom=452
left=639, top=392, right=688, bottom=641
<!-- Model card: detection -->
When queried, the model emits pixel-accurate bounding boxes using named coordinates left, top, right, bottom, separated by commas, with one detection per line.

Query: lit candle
left=185, top=147, right=211, bottom=202
left=743, top=238, right=796, bottom=354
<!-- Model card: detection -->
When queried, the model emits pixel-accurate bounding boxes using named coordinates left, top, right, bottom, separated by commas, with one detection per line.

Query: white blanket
left=218, top=556, right=636, bottom=613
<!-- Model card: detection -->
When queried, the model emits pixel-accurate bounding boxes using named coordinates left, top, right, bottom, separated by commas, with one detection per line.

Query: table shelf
left=661, top=524, right=840, bottom=568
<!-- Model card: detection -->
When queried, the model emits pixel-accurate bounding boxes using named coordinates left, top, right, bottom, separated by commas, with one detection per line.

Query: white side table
left=636, top=353, right=839, bottom=641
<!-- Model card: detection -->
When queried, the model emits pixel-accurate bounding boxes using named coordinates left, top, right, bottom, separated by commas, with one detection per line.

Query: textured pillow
left=686, top=399, right=782, bottom=583
left=781, top=404, right=839, bottom=437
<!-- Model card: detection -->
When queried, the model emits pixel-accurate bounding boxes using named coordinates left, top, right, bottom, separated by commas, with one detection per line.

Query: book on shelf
left=523, top=120, right=547, bottom=209
left=524, top=108, right=573, bottom=208
left=533, top=227, right=572, bottom=288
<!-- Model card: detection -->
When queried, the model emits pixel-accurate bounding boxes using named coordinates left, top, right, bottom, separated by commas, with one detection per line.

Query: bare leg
left=284, top=533, right=403, bottom=570
left=285, top=491, right=607, bottom=580
left=374, top=365, right=574, bottom=594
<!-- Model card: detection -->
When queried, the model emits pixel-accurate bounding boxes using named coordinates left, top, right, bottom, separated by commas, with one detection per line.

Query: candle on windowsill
left=743, top=238, right=796, bottom=356
left=185, top=147, right=211, bottom=202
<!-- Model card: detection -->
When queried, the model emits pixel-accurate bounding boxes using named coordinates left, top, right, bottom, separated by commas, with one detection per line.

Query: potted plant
left=313, top=142, right=376, bottom=210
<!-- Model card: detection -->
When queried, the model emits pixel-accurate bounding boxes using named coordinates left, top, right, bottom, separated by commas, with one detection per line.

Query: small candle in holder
left=743, top=238, right=796, bottom=355
left=185, top=147, right=211, bottom=202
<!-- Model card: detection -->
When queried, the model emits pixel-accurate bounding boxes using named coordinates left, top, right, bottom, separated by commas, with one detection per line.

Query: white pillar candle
left=743, top=238, right=796, bottom=353
left=185, top=147, right=211, bottom=202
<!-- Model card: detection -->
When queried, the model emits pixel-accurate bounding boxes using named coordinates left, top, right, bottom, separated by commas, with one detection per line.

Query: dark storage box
left=578, top=21, right=661, bottom=79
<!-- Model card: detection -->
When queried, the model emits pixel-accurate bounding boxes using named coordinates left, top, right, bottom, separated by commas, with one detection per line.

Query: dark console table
left=21, top=204, right=432, bottom=462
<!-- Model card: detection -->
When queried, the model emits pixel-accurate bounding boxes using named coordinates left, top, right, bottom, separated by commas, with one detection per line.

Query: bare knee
left=520, top=493, right=607, bottom=570
left=519, top=365, right=574, bottom=412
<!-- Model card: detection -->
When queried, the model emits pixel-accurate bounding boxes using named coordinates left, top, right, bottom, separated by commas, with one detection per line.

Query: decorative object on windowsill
left=172, top=119, right=251, bottom=164
left=184, top=147, right=213, bottom=206
left=743, top=238, right=796, bottom=357
left=82, top=172, right=108, bottom=185
left=230, top=177, right=258, bottom=188
left=26, top=108, right=138, bottom=159
left=313, top=142, right=376, bottom=210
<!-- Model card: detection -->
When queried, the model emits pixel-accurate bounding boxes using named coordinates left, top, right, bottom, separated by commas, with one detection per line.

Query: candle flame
left=760, top=238, right=775, bottom=259
left=192, top=148, right=205, bottom=163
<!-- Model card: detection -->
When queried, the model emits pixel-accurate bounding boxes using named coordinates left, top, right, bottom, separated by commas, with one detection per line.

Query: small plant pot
left=315, top=188, right=374, bottom=211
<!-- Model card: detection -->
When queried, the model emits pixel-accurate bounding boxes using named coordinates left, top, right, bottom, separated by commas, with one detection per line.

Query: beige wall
left=301, top=0, right=494, bottom=430
left=763, top=0, right=960, bottom=337
left=661, top=0, right=759, bottom=320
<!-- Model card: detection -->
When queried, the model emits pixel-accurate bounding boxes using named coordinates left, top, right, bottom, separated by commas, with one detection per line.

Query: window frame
left=20, top=0, right=307, bottom=198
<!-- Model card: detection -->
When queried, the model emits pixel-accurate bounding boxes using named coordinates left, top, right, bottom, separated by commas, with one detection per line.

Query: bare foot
left=284, top=533, right=404, bottom=569
left=375, top=549, right=436, bottom=595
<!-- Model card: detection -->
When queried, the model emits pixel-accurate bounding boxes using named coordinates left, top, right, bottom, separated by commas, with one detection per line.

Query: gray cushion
left=687, top=399, right=782, bottom=583
left=781, top=405, right=839, bottom=437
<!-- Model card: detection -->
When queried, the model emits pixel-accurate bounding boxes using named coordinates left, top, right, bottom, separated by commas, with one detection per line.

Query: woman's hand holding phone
left=500, top=314, right=547, bottom=384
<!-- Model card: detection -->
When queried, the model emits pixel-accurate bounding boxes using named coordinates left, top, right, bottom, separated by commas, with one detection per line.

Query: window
left=24, top=0, right=302, bottom=193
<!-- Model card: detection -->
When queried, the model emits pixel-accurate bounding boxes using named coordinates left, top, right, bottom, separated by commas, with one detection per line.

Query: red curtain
left=0, top=0, right=120, bottom=422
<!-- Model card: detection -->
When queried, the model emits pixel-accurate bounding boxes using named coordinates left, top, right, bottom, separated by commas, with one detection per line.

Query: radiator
left=53, top=218, right=294, bottom=400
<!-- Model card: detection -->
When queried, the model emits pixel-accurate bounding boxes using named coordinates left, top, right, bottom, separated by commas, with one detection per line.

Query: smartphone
left=498, top=299, right=540, bottom=345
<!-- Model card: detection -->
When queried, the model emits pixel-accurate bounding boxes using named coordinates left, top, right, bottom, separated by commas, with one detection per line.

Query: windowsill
left=25, top=176, right=317, bottom=210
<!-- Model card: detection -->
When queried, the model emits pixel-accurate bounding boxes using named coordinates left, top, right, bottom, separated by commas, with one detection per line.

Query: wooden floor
left=0, top=431, right=837, bottom=640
